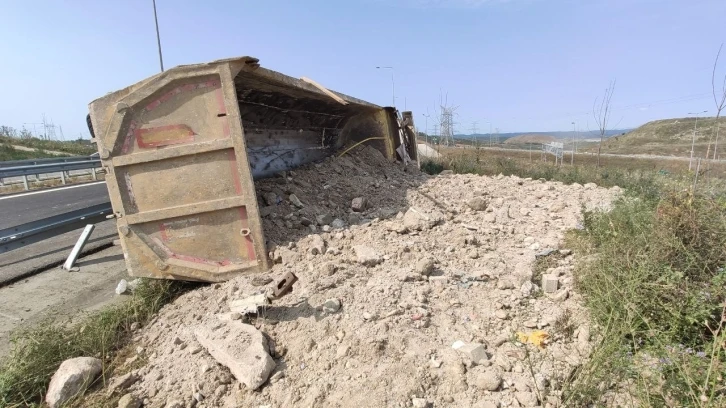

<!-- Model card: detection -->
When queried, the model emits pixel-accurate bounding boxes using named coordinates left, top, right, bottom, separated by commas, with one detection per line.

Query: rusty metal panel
left=89, top=56, right=416, bottom=282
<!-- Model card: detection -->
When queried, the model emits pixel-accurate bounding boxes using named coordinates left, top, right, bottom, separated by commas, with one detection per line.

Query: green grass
left=424, top=151, right=726, bottom=407
left=0, top=135, right=95, bottom=157
left=562, top=191, right=726, bottom=406
left=0, top=144, right=60, bottom=161
left=0, top=279, right=193, bottom=408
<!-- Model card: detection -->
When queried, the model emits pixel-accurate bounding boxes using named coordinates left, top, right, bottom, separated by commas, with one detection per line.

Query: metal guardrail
left=0, top=154, right=97, bottom=168
left=0, top=156, right=102, bottom=190
left=0, top=202, right=113, bottom=254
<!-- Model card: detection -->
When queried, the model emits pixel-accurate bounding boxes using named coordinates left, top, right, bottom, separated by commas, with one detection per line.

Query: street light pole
left=152, top=0, right=164, bottom=72
left=376, top=66, right=395, bottom=107
left=688, top=110, right=708, bottom=171
left=571, top=122, right=576, bottom=165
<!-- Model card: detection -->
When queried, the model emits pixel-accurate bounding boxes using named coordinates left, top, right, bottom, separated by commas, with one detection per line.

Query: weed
left=0, top=279, right=194, bottom=407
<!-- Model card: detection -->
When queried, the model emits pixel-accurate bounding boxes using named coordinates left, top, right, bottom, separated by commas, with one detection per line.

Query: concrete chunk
left=229, top=294, right=270, bottom=315
left=353, top=245, right=382, bottom=266
left=194, top=320, right=275, bottom=390
left=541, top=274, right=559, bottom=294
left=457, top=342, right=488, bottom=364
left=351, top=197, right=368, bottom=212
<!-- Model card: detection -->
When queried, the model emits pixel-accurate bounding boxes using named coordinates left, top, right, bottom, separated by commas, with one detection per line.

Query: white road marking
left=0, top=181, right=107, bottom=201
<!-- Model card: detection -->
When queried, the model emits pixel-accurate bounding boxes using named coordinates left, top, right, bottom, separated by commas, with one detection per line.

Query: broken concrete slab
left=194, top=320, right=275, bottom=390
left=45, top=357, right=102, bottom=408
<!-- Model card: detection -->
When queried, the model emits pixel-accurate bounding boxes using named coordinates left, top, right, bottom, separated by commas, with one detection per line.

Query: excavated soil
left=107, top=146, right=621, bottom=408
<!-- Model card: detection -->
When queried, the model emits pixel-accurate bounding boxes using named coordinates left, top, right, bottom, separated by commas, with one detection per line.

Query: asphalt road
left=0, top=182, right=116, bottom=285
left=0, top=181, right=110, bottom=229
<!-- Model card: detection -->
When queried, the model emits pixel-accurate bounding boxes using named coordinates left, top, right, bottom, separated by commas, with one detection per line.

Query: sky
left=1, top=0, right=725, bottom=139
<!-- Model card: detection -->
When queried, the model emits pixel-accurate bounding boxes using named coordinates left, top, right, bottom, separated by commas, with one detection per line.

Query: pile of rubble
left=48, top=146, right=622, bottom=407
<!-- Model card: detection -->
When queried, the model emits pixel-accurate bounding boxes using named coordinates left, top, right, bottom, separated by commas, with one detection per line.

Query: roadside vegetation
left=422, top=151, right=726, bottom=406
left=0, top=280, right=193, bottom=407
left=0, top=125, right=95, bottom=159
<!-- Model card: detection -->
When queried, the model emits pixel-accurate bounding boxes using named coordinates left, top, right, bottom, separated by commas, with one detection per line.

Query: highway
left=0, top=182, right=116, bottom=285
left=0, top=181, right=109, bottom=229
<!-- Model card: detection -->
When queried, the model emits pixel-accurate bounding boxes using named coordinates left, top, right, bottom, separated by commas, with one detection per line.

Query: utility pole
left=486, top=122, right=492, bottom=146
left=470, top=121, right=478, bottom=147
left=688, top=111, right=708, bottom=170
left=376, top=66, right=395, bottom=107
left=153, top=0, right=164, bottom=72
left=423, top=112, right=431, bottom=146
left=571, top=122, right=576, bottom=165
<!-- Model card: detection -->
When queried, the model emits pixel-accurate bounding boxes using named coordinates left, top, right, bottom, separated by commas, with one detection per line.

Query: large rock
left=194, top=320, right=275, bottom=390
left=45, top=357, right=102, bottom=408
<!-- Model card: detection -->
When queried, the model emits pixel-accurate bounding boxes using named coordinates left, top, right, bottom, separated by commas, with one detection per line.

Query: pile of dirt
left=97, top=146, right=621, bottom=408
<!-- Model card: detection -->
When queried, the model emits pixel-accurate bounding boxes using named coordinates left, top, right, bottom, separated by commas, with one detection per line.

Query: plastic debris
left=115, top=279, right=128, bottom=295
left=517, top=330, right=549, bottom=349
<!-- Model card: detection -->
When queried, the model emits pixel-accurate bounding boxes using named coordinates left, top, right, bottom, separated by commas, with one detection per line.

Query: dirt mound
left=503, top=134, right=556, bottom=145
left=103, top=146, right=621, bottom=408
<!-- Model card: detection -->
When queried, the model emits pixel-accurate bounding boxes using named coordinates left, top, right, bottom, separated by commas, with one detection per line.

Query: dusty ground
left=0, top=246, right=127, bottom=357
left=92, top=146, right=621, bottom=408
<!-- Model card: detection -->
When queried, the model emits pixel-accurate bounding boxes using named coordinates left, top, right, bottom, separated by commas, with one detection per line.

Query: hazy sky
left=1, top=0, right=725, bottom=138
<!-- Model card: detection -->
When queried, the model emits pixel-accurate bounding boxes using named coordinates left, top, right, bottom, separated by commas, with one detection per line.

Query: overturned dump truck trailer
left=88, top=56, right=418, bottom=282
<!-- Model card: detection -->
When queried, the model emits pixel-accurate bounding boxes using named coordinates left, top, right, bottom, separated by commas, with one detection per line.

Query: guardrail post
left=91, top=167, right=97, bottom=181
left=22, top=175, right=29, bottom=190
left=62, top=224, right=95, bottom=271
left=60, top=171, right=67, bottom=185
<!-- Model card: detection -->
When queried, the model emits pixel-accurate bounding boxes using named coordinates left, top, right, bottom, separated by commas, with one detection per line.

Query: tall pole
left=688, top=110, right=707, bottom=171
left=376, top=66, right=395, bottom=107
left=571, top=122, right=576, bottom=165
left=153, top=0, right=164, bottom=72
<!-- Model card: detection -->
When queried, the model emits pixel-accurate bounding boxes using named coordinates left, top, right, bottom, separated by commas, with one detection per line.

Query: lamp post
left=571, top=122, right=576, bottom=165
left=376, top=66, right=395, bottom=107
left=688, top=110, right=708, bottom=171
left=152, top=0, right=164, bottom=72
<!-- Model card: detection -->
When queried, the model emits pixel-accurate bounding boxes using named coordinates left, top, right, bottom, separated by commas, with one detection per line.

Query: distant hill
left=597, top=117, right=725, bottom=157
left=455, top=129, right=631, bottom=143
left=503, top=134, right=556, bottom=144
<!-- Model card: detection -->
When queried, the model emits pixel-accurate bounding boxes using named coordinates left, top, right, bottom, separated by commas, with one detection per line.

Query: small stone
left=519, top=208, right=530, bottom=216
left=129, top=322, right=139, bottom=331
left=559, top=249, right=572, bottom=256
left=107, top=372, right=140, bottom=395
left=331, top=218, right=346, bottom=229
left=553, top=289, right=569, bottom=301
left=362, top=312, right=374, bottom=321
left=322, top=262, right=337, bottom=276
left=353, top=245, right=382, bottom=267
left=309, top=234, right=326, bottom=255
left=316, top=214, right=333, bottom=226
left=523, top=320, right=537, bottom=328
left=515, top=391, right=539, bottom=406
left=429, top=276, right=449, bottom=286
left=263, top=192, right=278, bottom=206
left=475, top=370, right=502, bottom=391
left=412, top=398, right=429, bottom=408
left=520, top=281, right=534, bottom=296
left=416, top=258, right=435, bottom=276
left=351, top=197, right=368, bottom=212
left=323, top=298, right=342, bottom=313
left=467, top=197, right=489, bottom=211
left=289, top=194, right=304, bottom=208
left=118, top=393, right=141, bottom=408
left=336, top=345, right=350, bottom=358
left=584, top=182, right=597, bottom=190
left=541, top=274, right=559, bottom=294
left=495, top=310, right=510, bottom=320
left=457, top=343, right=488, bottom=364
left=430, top=358, right=443, bottom=368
